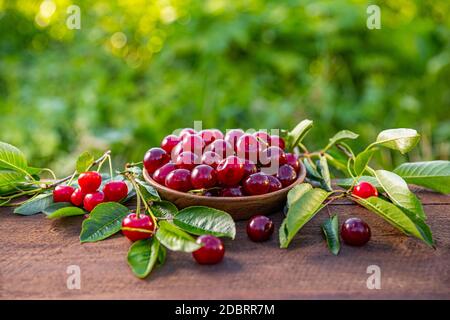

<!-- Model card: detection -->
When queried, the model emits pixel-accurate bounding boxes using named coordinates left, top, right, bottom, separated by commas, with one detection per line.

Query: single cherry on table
left=341, top=217, right=371, bottom=246
left=247, top=215, right=274, bottom=242
left=122, top=213, right=156, bottom=242
left=192, top=235, right=225, bottom=265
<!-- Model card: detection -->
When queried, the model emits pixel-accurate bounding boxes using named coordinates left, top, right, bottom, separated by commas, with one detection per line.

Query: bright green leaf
left=318, top=155, right=332, bottom=191
left=14, top=193, right=53, bottom=216
left=151, top=201, right=178, bottom=218
left=156, top=221, right=201, bottom=252
left=321, top=215, right=340, bottom=255
left=43, top=202, right=74, bottom=215
left=324, top=130, right=359, bottom=151
left=127, top=238, right=160, bottom=279
left=354, top=149, right=376, bottom=176
left=76, top=151, right=95, bottom=173
left=288, top=119, right=313, bottom=150
left=372, top=128, right=420, bottom=154
left=287, top=183, right=312, bottom=207
left=47, top=206, right=85, bottom=219
left=136, top=178, right=160, bottom=202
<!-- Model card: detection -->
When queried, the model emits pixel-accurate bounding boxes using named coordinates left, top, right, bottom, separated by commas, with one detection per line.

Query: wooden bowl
left=143, top=162, right=306, bottom=220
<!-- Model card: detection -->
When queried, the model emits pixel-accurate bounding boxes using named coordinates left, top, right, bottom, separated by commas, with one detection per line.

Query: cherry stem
left=107, top=155, right=114, bottom=181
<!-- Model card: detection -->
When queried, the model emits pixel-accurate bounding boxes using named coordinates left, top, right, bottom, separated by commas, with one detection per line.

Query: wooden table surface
left=1, top=188, right=449, bottom=300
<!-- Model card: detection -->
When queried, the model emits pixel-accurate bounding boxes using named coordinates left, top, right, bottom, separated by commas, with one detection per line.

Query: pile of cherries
left=144, top=128, right=301, bottom=196
left=52, top=171, right=128, bottom=212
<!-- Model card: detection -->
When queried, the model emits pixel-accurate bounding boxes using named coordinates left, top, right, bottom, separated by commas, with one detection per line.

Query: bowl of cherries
left=143, top=128, right=306, bottom=220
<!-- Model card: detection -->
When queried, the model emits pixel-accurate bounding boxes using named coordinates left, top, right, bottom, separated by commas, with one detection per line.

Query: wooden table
left=1, top=188, right=449, bottom=300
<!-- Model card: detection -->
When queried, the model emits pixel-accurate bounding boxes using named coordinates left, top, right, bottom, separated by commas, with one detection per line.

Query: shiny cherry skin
left=78, top=171, right=102, bottom=193
left=285, top=153, right=300, bottom=172
left=341, top=217, right=371, bottom=246
left=53, top=185, right=75, bottom=203
left=175, top=151, right=200, bottom=170
left=70, top=188, right=86, bottom=206
left=199, top=129, right=223, bottom=145
left=122, top=213, right=156, bottom=242
left=143, top=147, right=170, bottom=174
left=205, top=139, right=234, bottom=158
left=83, top=191, right=105, bottom=212
left=191, top=165, right=217, bottom=189
left=170, top=143, right=184, bottom=161
left=253, top=131, right=271, bottom=147
left=220, top=186, right=244, bottom=197
left=352, top=182, right=378, bottom=199
left=247, top=215, right=274, bottom=242
left=276, top=164, right=297, bottom=187
left=224, top=129, right=245, bottom=151
left=259, top=146, right=287, bottom=170
left=192, top=235, right=225, bottom=265
left=152, top=163, right=177, bottom=185
left=267, top=175, right=283, bottom=192
left=242, top=160, right=257, bottom=179
left=216, top=156, right=245, bottom=187
left=181, top=134, right=205, bottom=154
left=243, top=173, right=270, bottom=195
left=103, top=181, right=128, bottom=202
left=201, top=151, right=222, bottom=169
left=179, top=128, right=196, bottom=139
left=236, top=134, right=260, bottom=163
left=165, top=169, right=192, bottom=192
left=160, top=134, right=181, bottom=154
left=270, top=135, right=286, bottom=150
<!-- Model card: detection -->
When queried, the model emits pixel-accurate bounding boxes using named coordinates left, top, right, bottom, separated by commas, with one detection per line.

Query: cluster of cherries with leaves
left=144, top=128, right=302, bottom=196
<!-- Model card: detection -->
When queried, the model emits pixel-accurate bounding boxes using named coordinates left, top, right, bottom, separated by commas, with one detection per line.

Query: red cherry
left=103, top=181, right=128, bottom=202
left=70, top=188, right=86, bottom=206
left=220, top=186, right=244, bottom=197
left=153, top=163, right=177, bottom=185
left=276, top=164, right=297, bottom=187
left=83, top=191, right=105, bottom=212
left=53, top=185, right=75, bottom=203
left=253, top=131, right=271, bottom=147
left=205, top=139, right=234, bottom=158
left=285, top=153, right=300, bottom=173
left=259, top=146, right=287, bottom=174
left=267, top=175, right=282, bottom=192
left=175, top=151, right=200, bottom=170
left=199, top=129, right=223, bottom=145
left=341, top=217, right=371, bottom=246
left=201, top=151, right=222, bottom=169
left=243, top=173, right=270, bottom=195
left=191, top=165, right=217, bottom=189
left=236, top=134, right=260, bottom=163
left=143, top=147, right=170, bottom=174
left=247, top=215, right=274, bottom=242
left=352, top=182, right=378, bottom=199
left=161, top=134, right=181, bottom=153
left=242, top=160, right=257, bottom=179
left=165, top=169, right=192, bottom=192
left=216, top=156, right=245, bottom=187
left=122, top=213, right=156, bottom=242
left=170, top=143, right=184, bottom=161
left=192, top=235, right=225, bottom=265
left=224, top=129, right=245, bottom=151
left=78, top=171, right=102, bottom=193
left=181, top=134, right=205, bottom=155
left=179, top=128, right=196, bottom=139
left=270, top=135, right=286, bottom=150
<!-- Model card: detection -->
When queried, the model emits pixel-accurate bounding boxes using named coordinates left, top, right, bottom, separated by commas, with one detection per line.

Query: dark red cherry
left=220, top=186, right=244, bottom=197
left=224, top=129, right=245, bottom=152
left=179, top=128, right=196, bottom=139
left=83, top=191, right=105, bottom=212
left=152, top=163, right=177, bottom=185
left=201, top=151, right=222, bottom=169
left=341, top=217, right=371, bottom=246
left=216, top=156, right=244, bottom=187
left=175, top=151, right=200, bottom=171
left=203, top=189, right=221, bottom=197
left=205, top=139, right=234, bottom=158
left=165, top=169, right=192, bottom=192
left=270, top=135, right=286, bottom=150
left=161, top=134, right=181, bottom=154
left=181, top=134, right=204, bottom=155
left=247, top=215, right=274, bottom=242
left=242, top=160, right=257, bottom=179
left=243, top=173, right=270, bottom=195
left=259, top=146, right=287, bottom=173
left=276, top=164, right=297, bottom=187
left=53, top=185, right=75, bottom=203
left=192, top=235, right=225, bottom=265
left=78, top=171, right=102, bottom=193
left=199, top=129, right=223, bottom=145
left=170, top=143, right=184, bottom=161
left=122, top=213, right=155, bottom=242
left=253, top=131, right=271, bottom=147
left=70, top=188, right=86, bottom=206
left=285, top=153, right=300, bottom=173
left=267, top=175, right=282, bottom=192
left=191, top=165, right=217, bottom=189
left=103, top=181, right=128, bottom=202
left=143, top=147, right=170, bottom=174
left=352, top=182, right=378, bottom=199
left=236, top=134, right=260, bottom=163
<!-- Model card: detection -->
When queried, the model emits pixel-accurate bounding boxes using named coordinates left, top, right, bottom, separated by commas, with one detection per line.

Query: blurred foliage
left=0, top=0, right=449, bottom=175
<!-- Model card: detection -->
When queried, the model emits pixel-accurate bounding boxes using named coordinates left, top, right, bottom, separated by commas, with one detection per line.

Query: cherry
left=276, top=164, right=297, bottom=187
left=220, top=186, right=244, bottom=197
left=242, top=160, right=257, bottom=179
left=270, top=135, right=286, bottom=150
left=199, top=129, right=223, bottom=145
left=341, top=217, right=371, bottom=246
left=253, top=131, right=271, bottom=147
left=160, top=134, right=181, bottom=154
left=152, top=163, right=177, bottom=185
left=352, top=182, right=378, bottom=199
left=243, top=173, right=270, bottom=195
left=259, top=146, right=287, bottom=172
left=53, top=185, right=75, bottom=203
left=224, top=129, right=245, bottom=151
left=285, top=153, right=300, bottom=173
left=175, top=151, right=200, bottom=170
left=122, top=213, right=156, bottom=242
left=203, top=189, right=221, bottom=197
left=83, top=191, right=105, bottom=212
left=103, top=181, right=128, bottom=202
left=179, top=128, right=196, bottom=139
left=191, top=165, right=217, bottom=189
left=70, top=188, right=86, bottom=206
left=236, top=134, right=260, bottom=163
left=267, top=175, right=282, bottom=192
left=78, top=171, right=102, bottom=193
left=205, top=139, right=234, bottom=158
left=216, top=156, right=245, bottom=187
left=165, top=169, right=192, bottom=192
left=201, top=151, right=222, bottom=169
left=247, top=215, right=274, bottom=242
left=143, top=147, right=170, bottom=174
left=181, top=134, right=205, bottom=155
left=192, top=235, right=225, bottom=265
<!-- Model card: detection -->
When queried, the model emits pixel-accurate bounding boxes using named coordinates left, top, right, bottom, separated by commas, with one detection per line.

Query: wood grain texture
left=0, top=189, right=449, bottom=300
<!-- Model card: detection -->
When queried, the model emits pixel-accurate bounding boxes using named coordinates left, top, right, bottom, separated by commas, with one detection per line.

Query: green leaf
left=324, top=130, right=359, bottom=151
left=158, top=245, right=167, bottom=265
left=0, top=142, right=30, bottom=192
left=173, top=206, right=236, bottom=239
left=321, top=215, right=340, bottom=255
left=76, top=151, right=95, bottom=173
left=26, top=167, right=43, bottom=175
left=0, top=169, right=24, bottom=194
left=80, top=202, right=130, bottom=243
left=393, top=161, right=450, bottom=194
left=151, top=201, right=178, bottom=218
left=47, top=206, right=85, bottom=219
left=317, top=155, right=332, bottom=191
left=374, top=170, right=426, bottom=220
left=14, top=193, right=53, bottom=215
left=136, top=178, right=160, bottom=202
left=372, top=129, right=420, bottom=154
left=288, top=119, right=313, bottom=149
left=353, top=196, right=434, bottom=247
left=336, top=176, right=382, bottom=190
left=287, top=183, right=312, bottom=207
left=354, top=149, right=376, bottom=176
left=127, top=238, right=160, bottom=279
left=280, top=187, right=329, bottom=248
left=155, top=221, right=201, bottom=252
left=43, top=202, right=74, bottom=215
left=302, top=159, right=321, bottom=180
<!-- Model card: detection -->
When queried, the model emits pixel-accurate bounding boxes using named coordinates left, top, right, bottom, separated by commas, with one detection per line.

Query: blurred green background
left=0, top=0, right=449, bottom=175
